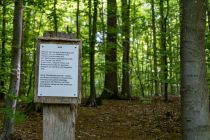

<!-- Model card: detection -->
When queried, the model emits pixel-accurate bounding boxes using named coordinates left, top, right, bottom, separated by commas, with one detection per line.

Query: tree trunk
left=53, top=0, right=58, bottom=32
left=1, top=0, right=23, bottom=139
left=0, top=0, right=6, bottom=103
left=160, top=0, right=168, bottom=101
left=86, top=0, right=98, bottom=106
left=121, top=0, right=130, bottom=98
left=101, top=0, right=118, bottom=99
left=180, top=0, right=210, bottom=139
left=168, top=30, right=173, bottom=94
left=19, top=2, right=32, bottom=96
left=101, top=0, right=105, bottom=48
left=151, top=0, right=158, bottom=96
left=76, top=0, right=80, bottom=38
left=208, top=2, right=210, bottom=31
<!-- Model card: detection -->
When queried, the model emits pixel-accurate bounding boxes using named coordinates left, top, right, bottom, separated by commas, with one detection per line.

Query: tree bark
left=151, top=0, right=158, bottom=96
left=135, top=45, right=145, bottom=97
left=19, top=1, right=32, bottom=96
left=53, top=0, right=58, bottom=32
left=76, top=0, right=80, bottom=38
left=0, top=0, right=6, bottom=103
left=160, top=0, right=168, bottom=101
left=1, top=0, right=23, bottom=139
left=168, top=28, right=174, bottom=94
left=101, top=0, right=118, bottom=99
left=208, top=2, right=210, bottom=31
left=121, top=0, right=130, bottom=98
left=180, top=0, right=210, bottom=139
left=86, top=0, right=98, bottom=106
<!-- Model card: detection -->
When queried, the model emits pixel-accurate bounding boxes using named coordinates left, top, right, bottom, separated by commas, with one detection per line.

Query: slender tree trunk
left=101, top=0, right=105, bottom=48
left=160, top=0, right=168, bottom=101
left=87, top=0, right=98, bottom=106
left=19, top=2, right=32, bottom=96
left=145, top=37, right=152, bottom=94
left=208, top=2, right=210, bottom=31
left=88, top=0, right=92, bottom=100
left=1, top=0, right=23, bottom=139
left=168, top=26, right=174, bottom=94
left=181, top=0, right=210, bottom=139
left=134, top=45, right=144, bottom=97
left=151, top=0, right=158, bottom=96
left=76, top=0, right=80, bottom=38
left=121, top=0, right=130, bottom=98
left=176, top=40, right=180, bottom=95
left=0, top=0, right=6, bottom=103
left=88, top=0, right=92, bottom=50
left=53, top=0, right=58, bottom=32
left=101, top=0, right=118, bottom=99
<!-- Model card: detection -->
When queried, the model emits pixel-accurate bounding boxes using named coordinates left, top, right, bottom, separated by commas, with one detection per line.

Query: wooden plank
left=38, top=37, right=80, bottom=42
left=43, top=31, right=76, bottom=38
left=43, top=104, right=76, bottom=140
left=34, top=96, right=80, bottom=104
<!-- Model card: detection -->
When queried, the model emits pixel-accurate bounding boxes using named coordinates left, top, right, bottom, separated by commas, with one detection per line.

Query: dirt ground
left=3, top=97, right=181, bottom=140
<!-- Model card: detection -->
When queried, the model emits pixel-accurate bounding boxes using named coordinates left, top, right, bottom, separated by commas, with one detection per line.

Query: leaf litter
left=2, top=97, right=181, bottom=140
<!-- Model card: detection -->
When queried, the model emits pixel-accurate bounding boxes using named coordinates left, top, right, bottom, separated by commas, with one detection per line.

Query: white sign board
left=38, top=44, right=79, bottom=97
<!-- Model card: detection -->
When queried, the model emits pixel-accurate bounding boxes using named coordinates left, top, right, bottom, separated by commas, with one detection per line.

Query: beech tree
left=53, top=0, right=58, bottom=32
left=151, top=0, right=158, bottom=95
left=121, top=0, right=130, bottom=98
left=86, top=0, right=98, bottom=106
left=19, top=1, right=33, bottom=96
left=208, top=2, right=210, bottom=31
left=76, top=0, right=80, bottom=38
left=180, top=0, right=210, bottom=139
left=159, top=0, right=169, bottom=101
left=101, top=0, right=118, bottom=99
left=1, top=0, right=23, bottom=139
left=0, top=0, right=7, bottom=103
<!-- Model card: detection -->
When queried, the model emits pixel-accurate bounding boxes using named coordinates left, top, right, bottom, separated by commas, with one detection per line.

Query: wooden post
left=34, top=32, right=81, bottom=140
left=43, top=104, right=76, bottom=140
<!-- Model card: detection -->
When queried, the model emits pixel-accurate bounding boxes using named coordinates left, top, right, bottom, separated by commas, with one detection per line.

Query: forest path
left=12, top=97, right=180, bottom=140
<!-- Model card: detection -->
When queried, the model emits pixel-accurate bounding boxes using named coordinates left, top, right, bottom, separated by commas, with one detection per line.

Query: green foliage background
left=0, top=0, right=209, bottom=102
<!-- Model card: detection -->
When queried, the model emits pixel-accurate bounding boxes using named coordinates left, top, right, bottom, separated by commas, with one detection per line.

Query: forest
left=0, top=0, right=210, bottom=139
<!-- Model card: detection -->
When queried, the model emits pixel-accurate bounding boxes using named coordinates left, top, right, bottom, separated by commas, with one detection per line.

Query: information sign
left=38, top=43, right=79, bottom=97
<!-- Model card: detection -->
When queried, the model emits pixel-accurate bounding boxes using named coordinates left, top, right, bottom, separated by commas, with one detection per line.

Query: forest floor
left=1, top=96, right=181, bottom=140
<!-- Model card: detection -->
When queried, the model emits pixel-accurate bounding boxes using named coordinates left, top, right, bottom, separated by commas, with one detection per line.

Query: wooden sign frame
left=34, top=36, right=82, bottom=104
